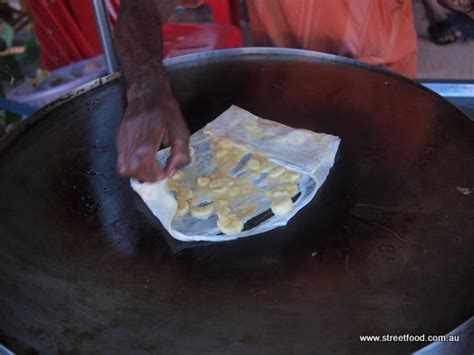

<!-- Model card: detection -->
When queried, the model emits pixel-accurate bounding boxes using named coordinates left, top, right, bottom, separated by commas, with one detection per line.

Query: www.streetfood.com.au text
left=359, top=334, right=460, bottom=342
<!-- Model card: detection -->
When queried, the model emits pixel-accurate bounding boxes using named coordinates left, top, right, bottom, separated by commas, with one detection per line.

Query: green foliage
left=0, top=19, right=14, bottom=48
left=0, top=29, right=41, bottom=136
left=0, top=70, right=22, bottom=137
left=0, top=55, right=22, bottom=81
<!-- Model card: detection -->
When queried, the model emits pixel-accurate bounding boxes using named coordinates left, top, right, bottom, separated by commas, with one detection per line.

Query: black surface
left=0, top=51, right=473, bottom=354
left=448, top=97, right=474, bottom=119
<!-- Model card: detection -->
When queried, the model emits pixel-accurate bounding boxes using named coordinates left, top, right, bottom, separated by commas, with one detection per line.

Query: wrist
left=126, top=80, right=172, bottom=101
left=123, top=62, right=172, bottom=101
left=126, top=81, right=174, bottom=105
left=123, top=79, right=181, bottom=119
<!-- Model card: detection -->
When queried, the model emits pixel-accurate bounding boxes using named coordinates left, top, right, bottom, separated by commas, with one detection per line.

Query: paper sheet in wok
left=131, top=105, right=340, bottom=242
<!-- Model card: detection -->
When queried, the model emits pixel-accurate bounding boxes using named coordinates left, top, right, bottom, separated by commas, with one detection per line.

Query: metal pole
left=92, top=0, right=119, bottom=74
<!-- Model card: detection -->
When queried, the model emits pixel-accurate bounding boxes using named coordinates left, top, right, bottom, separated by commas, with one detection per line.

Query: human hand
left=437, top=0, right=474, bottom=18
left=116, top=88, right=190, bottom=182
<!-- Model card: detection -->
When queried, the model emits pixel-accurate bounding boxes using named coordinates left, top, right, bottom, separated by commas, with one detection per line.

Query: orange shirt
left=248, top=0, right=418, bottom=77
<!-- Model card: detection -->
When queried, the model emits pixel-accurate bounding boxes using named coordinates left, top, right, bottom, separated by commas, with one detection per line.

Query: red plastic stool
left=30, top=0, right=242, bottom=70
left=164, top=0, right=243, bottom=58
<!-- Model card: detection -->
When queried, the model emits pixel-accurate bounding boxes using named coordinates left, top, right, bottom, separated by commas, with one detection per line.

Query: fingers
left=135, top=143, right=166, bottom=182
left=115, top=95, right=191, bottom=182
left=117, top=144, right=165, bottom=182
left=116, top=118, right=136, bottom=176
left=116, top=114, right=165, bottom=182
left=165, top=134, right=190, bottom=178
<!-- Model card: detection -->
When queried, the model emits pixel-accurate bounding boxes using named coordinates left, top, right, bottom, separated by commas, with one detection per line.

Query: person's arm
left=114, top=0, right=190, bottom=182
left=437, top=0, right=474, bottom=18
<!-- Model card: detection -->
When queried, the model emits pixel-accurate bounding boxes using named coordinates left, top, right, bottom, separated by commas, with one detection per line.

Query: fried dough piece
left=190, top=203, right=215, bottom=219
left=217, top=213, right=244, bottom=235
left=176, top=199, right=189, bottom=216
left=197, top=177, right=210, bottom=187
left=271, top=196, right=293, bottom=216
left=178, top=187, right=193, bottom=200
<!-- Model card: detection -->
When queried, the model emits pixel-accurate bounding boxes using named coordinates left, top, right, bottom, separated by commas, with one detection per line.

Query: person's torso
left=248, top=0, right=417, bottom=65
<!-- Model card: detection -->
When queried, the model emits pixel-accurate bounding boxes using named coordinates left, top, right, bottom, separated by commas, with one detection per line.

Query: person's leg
left=423, top=0, right=461, bottom=44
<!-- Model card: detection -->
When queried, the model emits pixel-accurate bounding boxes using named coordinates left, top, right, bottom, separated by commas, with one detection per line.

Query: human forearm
left=113, top=0, right=190, bottom=182
left=114, top=0, right=179, bottom=100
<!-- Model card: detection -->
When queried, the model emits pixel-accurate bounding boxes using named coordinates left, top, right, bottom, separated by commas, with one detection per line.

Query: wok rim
left=0, top=47, right=471, bottom=154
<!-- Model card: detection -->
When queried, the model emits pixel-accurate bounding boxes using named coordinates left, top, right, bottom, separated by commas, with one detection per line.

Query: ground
left=414, top=0, right=474, bottom=79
